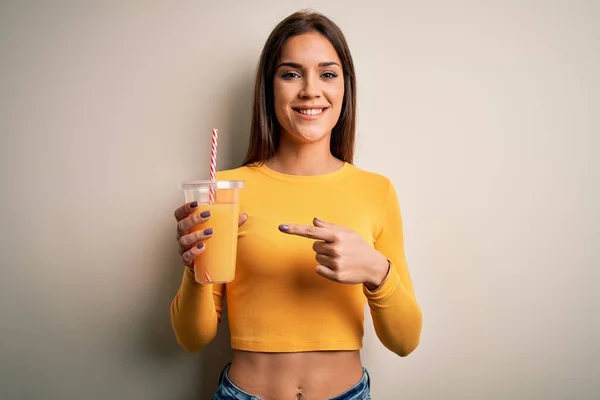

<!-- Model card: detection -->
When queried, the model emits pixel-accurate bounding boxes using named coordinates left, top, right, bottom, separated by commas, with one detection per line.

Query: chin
left=286, top=127, right=331, bottom=144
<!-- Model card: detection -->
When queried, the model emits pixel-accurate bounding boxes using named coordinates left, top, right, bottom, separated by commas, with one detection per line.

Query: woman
left=171, top=10, right=422, bottom=400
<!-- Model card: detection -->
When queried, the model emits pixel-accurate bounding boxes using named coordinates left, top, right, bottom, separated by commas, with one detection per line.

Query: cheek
left=273, top=85, right=292, bottom=130
left=273, top=85, right=282, bottom=109
left=329, top=85, right=345, bottom=117
left=273, top=84, right=292, bottom=113
left=336, top=84, right=345, bottom=106
left=273, top=88, right=285, bottom=121
left=330, top=83, right=345, bottom=109
left=328, top=86, right=345, bottom=125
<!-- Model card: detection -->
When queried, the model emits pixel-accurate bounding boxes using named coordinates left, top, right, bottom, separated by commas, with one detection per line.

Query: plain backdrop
left=1, top=1, right=598, bottom=399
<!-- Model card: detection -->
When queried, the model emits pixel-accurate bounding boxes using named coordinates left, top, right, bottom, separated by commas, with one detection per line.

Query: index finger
left=279, top=224, right=338, bottom=242
left=174, top=201, right=199, bottom=221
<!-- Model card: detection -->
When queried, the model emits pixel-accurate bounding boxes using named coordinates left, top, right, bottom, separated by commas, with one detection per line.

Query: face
left=273, top=32, right=345, bottom=145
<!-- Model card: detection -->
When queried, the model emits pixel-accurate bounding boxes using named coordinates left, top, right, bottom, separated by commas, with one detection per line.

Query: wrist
left=364, top=253, right=390, bottom=291
left=184, top=265, right=195, bottom=279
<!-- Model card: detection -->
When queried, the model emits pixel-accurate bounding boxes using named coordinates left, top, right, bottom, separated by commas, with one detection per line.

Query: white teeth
left=298, top=109, right=324, bottom=115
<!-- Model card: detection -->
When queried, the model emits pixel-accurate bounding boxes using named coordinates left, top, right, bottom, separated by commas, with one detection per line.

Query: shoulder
left=215, top=164, right=261, bottom=181
left=345, top=163, right=394, bottom=194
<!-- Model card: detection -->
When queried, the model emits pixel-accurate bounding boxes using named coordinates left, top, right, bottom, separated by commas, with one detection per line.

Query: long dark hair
left=242, top=10, right=357, bottom=166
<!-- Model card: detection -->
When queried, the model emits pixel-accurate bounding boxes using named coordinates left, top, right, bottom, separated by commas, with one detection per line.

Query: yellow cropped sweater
left=170, top=162, right=422, bottom=356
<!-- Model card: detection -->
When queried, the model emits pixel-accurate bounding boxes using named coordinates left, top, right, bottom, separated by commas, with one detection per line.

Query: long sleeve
left=169, top=268, right=225, bottom=353
left=364, top=180, right=423, bottom=356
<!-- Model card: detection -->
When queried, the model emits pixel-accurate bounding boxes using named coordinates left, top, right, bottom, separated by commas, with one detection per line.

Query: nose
left=299, top=72, right=321, bottom=99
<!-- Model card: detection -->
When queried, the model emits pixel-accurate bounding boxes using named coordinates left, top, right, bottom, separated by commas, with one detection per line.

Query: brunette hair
left=242, top=10, right=357, bottom=165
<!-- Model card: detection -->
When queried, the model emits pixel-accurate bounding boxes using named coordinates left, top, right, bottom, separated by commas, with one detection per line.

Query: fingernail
left=314, top=217, right=323, bottom=223
left=197, top=243, right=204, bottom=249
left=190, top=201, right=198, bottom=208
left=278, top=225, right=289, bottom=232
left=200, top=210, right=211, bottom=218
left=203, top=228, right=214, bottom=235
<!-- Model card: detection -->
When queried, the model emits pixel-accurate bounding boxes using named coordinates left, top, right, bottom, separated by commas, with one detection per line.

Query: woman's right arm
left=170, top=269, right=225, bottom=353
left=169, top=201, right=246, bottom=353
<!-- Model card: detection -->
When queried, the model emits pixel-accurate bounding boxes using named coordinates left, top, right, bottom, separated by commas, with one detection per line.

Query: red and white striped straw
left=208, top=128, right=218, bottom=204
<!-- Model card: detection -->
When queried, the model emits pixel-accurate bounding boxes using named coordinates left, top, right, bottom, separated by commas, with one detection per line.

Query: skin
left=174, top=32, right=389, bottom=399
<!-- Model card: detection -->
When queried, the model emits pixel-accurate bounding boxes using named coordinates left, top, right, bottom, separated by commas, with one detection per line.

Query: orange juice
left=182, top=180, right=244, bottom=284
left=191, top=202, right=239, bottom=284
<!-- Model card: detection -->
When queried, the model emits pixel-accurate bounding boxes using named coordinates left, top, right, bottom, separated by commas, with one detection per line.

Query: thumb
left=313, top=217, right=335, bottom=228
left=238, top=213, right=248, bottom=227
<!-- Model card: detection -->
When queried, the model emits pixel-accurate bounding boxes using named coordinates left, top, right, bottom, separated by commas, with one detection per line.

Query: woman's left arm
left=364, top=180, right=422, bottom=356
left=279, top=180, right=422, bottom=356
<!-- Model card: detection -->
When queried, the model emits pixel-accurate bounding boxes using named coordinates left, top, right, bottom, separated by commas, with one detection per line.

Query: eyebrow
left=277, top=61, right=341, bottom=69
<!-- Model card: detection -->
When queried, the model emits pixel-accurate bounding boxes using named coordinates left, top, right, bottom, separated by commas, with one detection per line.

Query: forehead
left=279, top=32, right=341, bottom=64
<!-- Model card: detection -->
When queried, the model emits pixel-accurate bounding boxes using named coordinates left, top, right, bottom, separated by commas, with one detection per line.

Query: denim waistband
left=213, top=363, right=370, bottom=400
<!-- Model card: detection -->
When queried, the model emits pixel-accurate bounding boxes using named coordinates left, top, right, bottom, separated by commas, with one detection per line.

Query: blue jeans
left=212, top=363, right=371, bottom=400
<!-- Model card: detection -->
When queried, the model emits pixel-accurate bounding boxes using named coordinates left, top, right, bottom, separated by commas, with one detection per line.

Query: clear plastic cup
left=182, top=180, right=244, bottom=284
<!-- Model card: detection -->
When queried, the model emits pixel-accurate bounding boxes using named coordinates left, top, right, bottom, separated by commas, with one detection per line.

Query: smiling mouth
left=292, top=107, right=329, bottom=116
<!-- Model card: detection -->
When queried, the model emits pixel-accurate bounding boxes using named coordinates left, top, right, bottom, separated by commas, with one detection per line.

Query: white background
left=1, top=1, right=598, bottom=399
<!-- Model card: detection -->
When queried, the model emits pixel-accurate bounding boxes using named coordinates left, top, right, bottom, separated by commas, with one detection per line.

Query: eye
left=322, top=71, right=338, bottom=79
left=281, top=71, right=301, bottom=80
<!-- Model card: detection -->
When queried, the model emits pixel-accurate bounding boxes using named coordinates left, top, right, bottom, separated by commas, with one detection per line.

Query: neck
left=267, top=134, right=344, bottom=176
